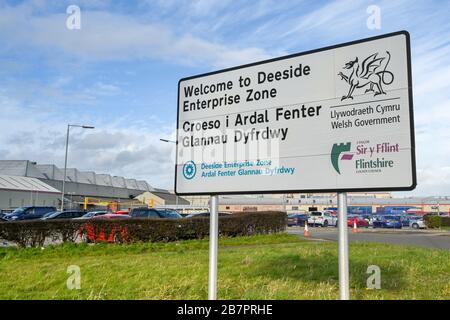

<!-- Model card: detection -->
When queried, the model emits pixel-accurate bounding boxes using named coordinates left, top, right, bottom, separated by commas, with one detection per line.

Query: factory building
left=0, top=160, right=187, bottom=210
left=0, top=174, right=61, bottom=209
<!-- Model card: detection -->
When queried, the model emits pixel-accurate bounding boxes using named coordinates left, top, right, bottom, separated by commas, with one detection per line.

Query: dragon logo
left=338, top=51, right=394, bottom=101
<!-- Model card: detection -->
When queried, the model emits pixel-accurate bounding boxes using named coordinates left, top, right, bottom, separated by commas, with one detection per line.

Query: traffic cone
left=352, top=220, right=359, bottom=233
left=303, top=222, right=310, bottom=237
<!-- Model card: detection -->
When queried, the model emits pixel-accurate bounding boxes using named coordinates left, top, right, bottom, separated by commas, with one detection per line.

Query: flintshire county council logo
left=331, top=142, right=353, bottom=174
left=183, top=161, right=197, bottom=180
left=338, top=51, right=394, bottom=101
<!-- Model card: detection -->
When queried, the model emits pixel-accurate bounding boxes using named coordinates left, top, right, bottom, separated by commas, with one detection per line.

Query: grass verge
left=0, top=233, right=448, bottom=299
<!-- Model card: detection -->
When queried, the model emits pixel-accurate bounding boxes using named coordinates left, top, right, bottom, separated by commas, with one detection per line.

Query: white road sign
left=175, top=31, right=416, bottom=195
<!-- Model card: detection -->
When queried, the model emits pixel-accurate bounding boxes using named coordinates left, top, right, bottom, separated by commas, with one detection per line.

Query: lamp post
left=160, top=138, right=179, bottom=208
left=159, top=138, right=176, bottom=144
left=61, top=124, right=95, bottom=211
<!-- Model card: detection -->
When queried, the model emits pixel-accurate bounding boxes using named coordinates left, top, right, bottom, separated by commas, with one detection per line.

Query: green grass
left=0, top=233, right=448, bottom=300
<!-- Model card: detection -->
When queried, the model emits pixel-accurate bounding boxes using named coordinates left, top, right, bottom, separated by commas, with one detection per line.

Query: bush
left=0, top=211, right=286, bottom=247
left=443, top=216, right=450, bottom=227
left=424, top=215, right=450, bottom=229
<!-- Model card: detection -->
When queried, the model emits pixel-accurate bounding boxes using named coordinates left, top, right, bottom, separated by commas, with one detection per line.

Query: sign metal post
left=208, top=195, right=219, bottom=300
left=338, top=192, right=350, bottom=300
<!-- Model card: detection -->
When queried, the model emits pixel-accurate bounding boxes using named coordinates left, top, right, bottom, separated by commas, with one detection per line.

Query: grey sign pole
left=338, top=192, right=350, bottom=300
left=208, top=195, right=219, bottom=300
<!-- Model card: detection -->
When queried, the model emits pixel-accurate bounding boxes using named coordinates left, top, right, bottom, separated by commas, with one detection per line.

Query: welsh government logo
left=331, top=142, right=353, bottom=174
left=183, top=161, right=197, bottom=180
left=338, top=51, right=394, bottom=101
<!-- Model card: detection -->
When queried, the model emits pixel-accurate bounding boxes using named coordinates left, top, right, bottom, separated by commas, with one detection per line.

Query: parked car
left=129, top=208, right=182, bottom=219
left=398, top=214, right=412, bottom=227
left=347, top=215, right=369, bottom=228
left=178, top=213, right=191, bottom=218
left=116, top=210, right=130, bottom=215
left=79, top=213, right=131, bottom=243
left=406, top=209, right=427, bottom=215
left=308, top=211, right=337, bottom=227
left=159, top=209, right=183, bottom=219
left=41, top=210, right=86, bottom=220
left=75, top=211, right=108, bottom=220
left=409, top=216, right=426, bottom=229
left=2, top=206, right=56, bottom=221
left=0, top=209, right=13, bottom=216
left=287, top=213, right=308, bottom=226
left=372, top=215, right=402, bottom=229
left=358, top=214, right=374, bottom=226
left=185, top=212, right=231, bottom=218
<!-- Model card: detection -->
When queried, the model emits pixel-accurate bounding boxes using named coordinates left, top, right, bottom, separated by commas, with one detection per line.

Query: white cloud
left=399, top=167, right=450, bottom=197
left=0, top=4, right=271, bottom=69
left=0, top=93, right=177, bottom=188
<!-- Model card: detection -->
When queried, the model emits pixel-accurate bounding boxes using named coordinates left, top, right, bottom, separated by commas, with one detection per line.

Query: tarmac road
left=288, top=227, right=450, bottom=250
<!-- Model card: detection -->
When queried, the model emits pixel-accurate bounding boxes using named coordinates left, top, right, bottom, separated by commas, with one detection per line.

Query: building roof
left=152, top=191, right=190, bottom=205
left=0, top=175, right=60, bottom=193
left=0, top=160, right=46, bottom=179
left=0, top=160, right=161, bottom=193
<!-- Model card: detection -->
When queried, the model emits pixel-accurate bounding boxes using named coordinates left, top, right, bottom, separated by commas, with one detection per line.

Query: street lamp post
left=61, top=124, right=95, bottom=211
left=160, top=137, right=178, bottom=209
left=159, top=138, right=176, bottom=144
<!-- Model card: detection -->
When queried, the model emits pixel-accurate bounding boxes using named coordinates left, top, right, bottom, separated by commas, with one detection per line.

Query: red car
left=79, top=213, right=131, bottom=243
left=347, top=215, right=369, bottom=228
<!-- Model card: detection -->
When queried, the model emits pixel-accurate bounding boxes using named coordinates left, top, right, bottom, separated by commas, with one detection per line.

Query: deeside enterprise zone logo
left=183, top=161, right=197, bottom=180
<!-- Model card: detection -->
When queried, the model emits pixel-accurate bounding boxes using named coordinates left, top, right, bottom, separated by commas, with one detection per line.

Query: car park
left=2, top=206, right=56, bottom=221
left=41, top=210, right=86, bottom=220
left=372, top=215, right=403, bottom=229
left=308, top=211, right=337, bottom=227
left=287, top=213, right=308, bottom=226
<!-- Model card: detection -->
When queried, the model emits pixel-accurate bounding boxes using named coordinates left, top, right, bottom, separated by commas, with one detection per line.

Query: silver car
left=409, top=217, right=426, bottom=229
left=307, top=211, right=337, bottom=227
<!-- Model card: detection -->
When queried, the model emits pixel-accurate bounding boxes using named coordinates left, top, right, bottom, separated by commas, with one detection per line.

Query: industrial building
left=0, top=174, right=61, bottom=209
left=0, top=160, right=188, bottom=210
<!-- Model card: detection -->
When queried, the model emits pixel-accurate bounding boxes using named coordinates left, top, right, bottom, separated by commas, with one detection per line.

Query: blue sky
left=0, top=0, right=449, bottom=195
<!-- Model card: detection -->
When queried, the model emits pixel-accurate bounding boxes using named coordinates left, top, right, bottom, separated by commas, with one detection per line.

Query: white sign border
left=175, top=31, right=416, bottom=196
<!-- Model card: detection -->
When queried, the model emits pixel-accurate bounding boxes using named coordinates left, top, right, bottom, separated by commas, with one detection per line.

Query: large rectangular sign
left=175, top=31, right=416, bottom=195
